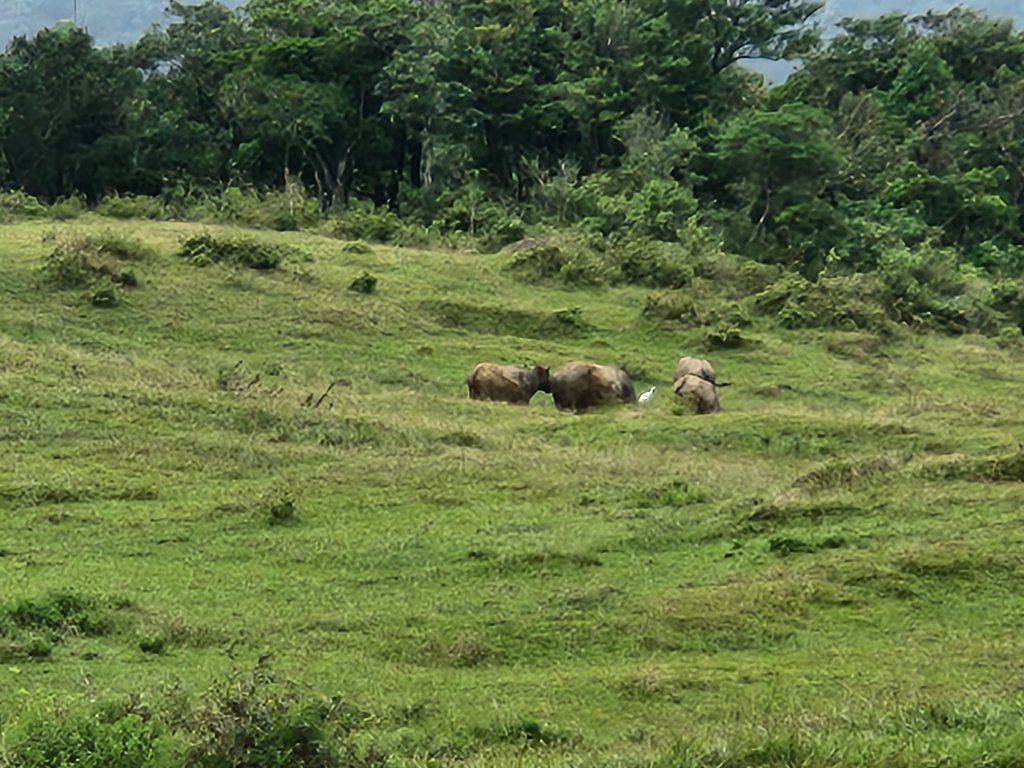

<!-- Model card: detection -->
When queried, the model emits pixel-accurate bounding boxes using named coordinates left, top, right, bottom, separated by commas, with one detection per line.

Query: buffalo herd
left=467, top=356, right=721, bottom=414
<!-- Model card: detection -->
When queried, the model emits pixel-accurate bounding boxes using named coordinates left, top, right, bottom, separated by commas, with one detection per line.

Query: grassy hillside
left=2, top=216, right=1024, bottom=766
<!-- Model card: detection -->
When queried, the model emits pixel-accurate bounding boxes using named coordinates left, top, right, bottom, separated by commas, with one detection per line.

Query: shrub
left=265, top=492, right=298, bottom=526
left=642, top=289, right=750, bottom=329
left=178, top=232, right=293, bottom=270
left=622, top=179, right=699, bottom=241
left=425, top=300, right=591, bottom=338
left=693, top=252, right=782, bottom=299
left=8, top=591, right=112, bottom=637
left=612, top=238, right=694, bottom=288
left=876, top=245, right=1005, bottom=334
left=26, top=635, right=54, bottom=658
left=40, top=236, right=100, bottom=289
left=40, top=231, right=151, bottom=292
left=504, top=237, right=613, bottom=286
left=995, top=325, right=1024, bottom=350
left=752, top=272, right=890, bottom=332
left=90, top=286, right=122, bottom=308
left=8, top=706, right=170, bottom=768
left=139, top=633, right=167, bottom=654
left=349, top=272, right=378, bottom=295
left=328, top=200, right=404, bottom=243
left=89, top=230, right=158, bottom=262
left=185, top=668, right=365, bottom=768
left=704, top=325, right=747, bottom=349
left=97, top=194, right=166, bottom=220
left=341, top=240, right=373, bottom=254
left=0, top=190, right=48, bottom=220
left=48, top=195, right=87, bottom=220
left=477, top=214, right=528, bottom=253
left=193, top=186, right=321, bottom=231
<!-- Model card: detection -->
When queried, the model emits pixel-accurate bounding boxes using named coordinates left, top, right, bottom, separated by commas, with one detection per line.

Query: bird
left=638, top=386, right=656, bottom=405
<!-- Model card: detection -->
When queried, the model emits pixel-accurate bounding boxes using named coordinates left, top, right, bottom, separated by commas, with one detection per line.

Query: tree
left=713, top=103, right=842, bottom=265
left=0, top=23, right=139, bottom=200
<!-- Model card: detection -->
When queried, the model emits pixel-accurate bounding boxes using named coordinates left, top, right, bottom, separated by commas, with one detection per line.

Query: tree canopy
left=2, top=0, right=1024, bottom=297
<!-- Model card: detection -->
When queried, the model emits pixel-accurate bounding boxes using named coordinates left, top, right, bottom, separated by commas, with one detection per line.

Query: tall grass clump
left=178, top=232, right=297, bottom=270
left=184, top=667, right=371, bottom=768
left=0, top=189, right=49, bottom=220
left=217, top=186, right=321, bottom=231
left=97, top=193, right=167, bottom=220
left=504, top=236, right=613, bottom=285
left=5, top=703, right=174, bottom=768
left=39, top=230, right=149, bottom=303
left=8, top=591, right=115, bottom=637
left=0, top=591, right=120, bottom=660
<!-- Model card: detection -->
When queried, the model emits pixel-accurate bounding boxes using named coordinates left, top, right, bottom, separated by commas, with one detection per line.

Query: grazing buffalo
left=673, top=373, right=720, bottom=414
left=549, top=361, right=635, bottom=412
left=675, top=358, right=716, bottom=387
left=673, top=356, right=716, bottom=385
left=467, top=363, right=550, bottom=404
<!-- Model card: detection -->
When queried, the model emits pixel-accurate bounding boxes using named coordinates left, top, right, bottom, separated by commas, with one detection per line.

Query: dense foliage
left=3, top=1, right=1024, bottom=334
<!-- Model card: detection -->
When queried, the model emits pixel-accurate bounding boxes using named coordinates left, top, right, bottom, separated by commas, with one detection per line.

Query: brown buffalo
left=673, top=373, right=720, bottom=414
left=549, top=361, right=635, bottom=412
left=673, top=356, right=716, bottom=385
left=467, top=363, right=550, bottom=404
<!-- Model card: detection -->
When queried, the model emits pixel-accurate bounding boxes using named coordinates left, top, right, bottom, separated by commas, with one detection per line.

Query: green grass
left=2, top=215, right=1024, bottom=765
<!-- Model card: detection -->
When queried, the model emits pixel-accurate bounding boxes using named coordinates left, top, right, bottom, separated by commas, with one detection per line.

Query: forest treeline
left=3, top=0, right=1024, bottom=336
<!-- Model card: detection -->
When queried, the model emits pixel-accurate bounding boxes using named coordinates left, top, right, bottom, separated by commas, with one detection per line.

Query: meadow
left=1, top=215, right=1024, bottom=766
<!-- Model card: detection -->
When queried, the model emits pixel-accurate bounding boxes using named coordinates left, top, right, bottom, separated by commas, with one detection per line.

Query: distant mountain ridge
left=0, top=0, right=1021, bottom=49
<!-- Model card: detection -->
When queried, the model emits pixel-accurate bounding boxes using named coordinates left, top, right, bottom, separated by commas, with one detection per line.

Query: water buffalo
left=673, top=373, right=720, bottom=414
left=549, top=361, right=635, bottom=412
left=466, top=363, right=550, bottom=404
left=673, top=356, right=716, bottom=385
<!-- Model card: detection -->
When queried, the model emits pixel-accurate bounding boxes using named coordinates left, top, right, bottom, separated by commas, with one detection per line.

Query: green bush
left=612, top=238, right=694, bottom=288
left=90, top=285, right=122, bottom=308
left=704, top=325, right=748, bottom=349
left=328, top=200, right=404, bottom=243
left=752, top=272, right=891, bottom=332
left=642, top=288, right=750, bottom=329
left=179, top=232, right=293, bottom=270
left=97, top=194, right=167, bottom=220
left=0, top=190, right=49, bottom=220
left=477, top=214, right=528, bottom=253
left=622, top=179, right=699, bottom=241
left=349, top=272, right=378, bottom=295
left=49, top=195, right=86, bottom=220
left=877, top=245, right=1003, bottom=334
left=8, top=591, right=112, bottom=637
left=139, top=633, right=167, bottom=654
left=41, top=238, right=99, bottom=289
left=8, top=706, right=171, bottom=768
left=504, top=237, right=613, bottom=286
left=40, top=231, right=151, bottom=291
left=88, top=230, right=158, bottom=262
left=185, top=669, right=362, bottom=768
left=184, top=187, right=320, bottom=231
left=341, top=240, right=373, bottom=254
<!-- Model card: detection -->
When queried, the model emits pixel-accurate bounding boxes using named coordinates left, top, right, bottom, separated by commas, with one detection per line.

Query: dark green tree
left=0, top=23, right=139, bottom=200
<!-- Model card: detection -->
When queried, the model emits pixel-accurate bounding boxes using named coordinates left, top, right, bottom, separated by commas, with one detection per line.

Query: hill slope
left=2, top=216, right=1024, bottom=765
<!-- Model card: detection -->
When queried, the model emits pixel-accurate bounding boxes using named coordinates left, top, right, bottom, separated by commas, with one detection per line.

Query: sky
left=2, top=0, right=1021, bottom=51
